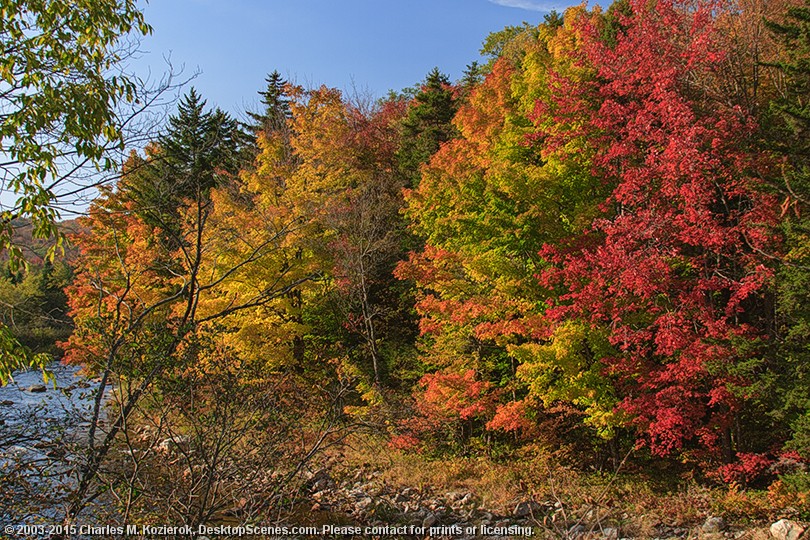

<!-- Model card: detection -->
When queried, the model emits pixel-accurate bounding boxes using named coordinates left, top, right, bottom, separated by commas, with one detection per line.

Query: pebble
left=770, top=519, right=805, bottom=540
left=702, top=516, right=727, bottom=533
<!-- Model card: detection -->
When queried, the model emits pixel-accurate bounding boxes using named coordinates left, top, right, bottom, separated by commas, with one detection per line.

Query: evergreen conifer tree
left=395, top=68, right=459, bottom=187
left=765, top=2, right=810, bottom=458
left=159, top=88, right=241, bottom=195
left=245, top=70, right=292, bottom=138
left=123, top=88, right=242, bottom=244
left=458, top=61, right=484, bottom=99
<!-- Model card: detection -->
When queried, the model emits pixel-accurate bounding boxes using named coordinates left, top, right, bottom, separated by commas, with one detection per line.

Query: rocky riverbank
left=289, top=467, right=807, bottom=540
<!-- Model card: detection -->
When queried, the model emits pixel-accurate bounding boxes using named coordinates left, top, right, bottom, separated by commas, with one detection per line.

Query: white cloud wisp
left=487, top=0, right=553, bottom=11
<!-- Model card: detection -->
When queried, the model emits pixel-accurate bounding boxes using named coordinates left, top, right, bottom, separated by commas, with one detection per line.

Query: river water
left=0, top=363, right=106, bottom=534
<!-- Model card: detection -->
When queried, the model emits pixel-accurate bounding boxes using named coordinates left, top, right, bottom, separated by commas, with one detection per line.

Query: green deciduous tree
left=0, top=0, right=151, bottom=256
left=0, top=0, right=151, bottom=383
left=0, top=260, right=72, bottom=356
left=396, top=9, right=611, bottom=452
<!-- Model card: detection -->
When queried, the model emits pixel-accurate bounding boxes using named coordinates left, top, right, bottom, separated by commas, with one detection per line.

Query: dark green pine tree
left=543, top=10, right=564, bottom=29
left=159, top=87, right=241, bottom=195
left=762, top=2, right=810, bottom=458
left=458, top=61, right=484, bottom=100
left=766, top=3, right=810, bottom=150
left=395, top=68, right=459, bottom=188
left=245, top=70, right=292, bottom=138
left=123, top=88, right=242, bottom=239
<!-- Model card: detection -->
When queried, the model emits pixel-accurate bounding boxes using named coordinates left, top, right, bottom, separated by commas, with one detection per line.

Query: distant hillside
left=3, top=218, right=85, bottom=265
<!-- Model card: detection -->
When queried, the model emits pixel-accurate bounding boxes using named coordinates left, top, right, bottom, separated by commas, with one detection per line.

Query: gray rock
left=568, top=523, right=586, bottom=537
left=602, top=526, right=619, bottom=540
left=308, top=468, right=334, bottom=492
left=702, top=516, right=727, bottom=533
left=423, top=513, right=438, bottom=528
left=770, top=519, right=805, bottom=540
left=513, top=500, right=541, bottom=518
left=157, top=435, right=189, bottom=453
left=412, top=508, right=427, bottom=519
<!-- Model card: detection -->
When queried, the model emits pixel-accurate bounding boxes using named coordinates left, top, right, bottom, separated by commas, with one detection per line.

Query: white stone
left=770, top=519, right=805, bottom=540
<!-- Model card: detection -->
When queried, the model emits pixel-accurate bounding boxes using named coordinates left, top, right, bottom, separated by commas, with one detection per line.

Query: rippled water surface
left=0, top=364, right=107, bottom=531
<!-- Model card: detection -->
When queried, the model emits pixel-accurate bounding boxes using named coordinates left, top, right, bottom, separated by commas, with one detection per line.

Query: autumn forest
left=3, top=0, right=810, bottom=536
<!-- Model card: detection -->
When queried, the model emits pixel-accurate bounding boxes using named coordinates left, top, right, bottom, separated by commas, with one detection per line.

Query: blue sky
left=132, top=0, right=571, bottom=117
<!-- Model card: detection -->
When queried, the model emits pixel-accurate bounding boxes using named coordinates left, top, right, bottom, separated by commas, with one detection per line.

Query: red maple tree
left=537, top=0, right=779, bottom=459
